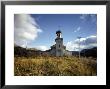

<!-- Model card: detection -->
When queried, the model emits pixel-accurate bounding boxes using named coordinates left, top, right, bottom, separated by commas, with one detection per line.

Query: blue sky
left=14, top=14, right=97, bottom=51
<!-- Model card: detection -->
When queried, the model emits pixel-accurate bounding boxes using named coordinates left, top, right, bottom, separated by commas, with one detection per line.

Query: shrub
left=14, top=56, right=97, bottom=76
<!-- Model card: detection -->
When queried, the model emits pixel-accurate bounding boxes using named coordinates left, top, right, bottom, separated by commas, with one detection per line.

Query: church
left=48, top=30, right=72, bottom=57
left=14, top=30, right=72, bottom=57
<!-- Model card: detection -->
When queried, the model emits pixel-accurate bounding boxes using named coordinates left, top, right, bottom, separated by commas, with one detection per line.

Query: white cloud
left=80, top=14, right=97, bottom=23
left=66, top=41, right=78, bottom=51
left=74, top=27, right=81, bottom=32
left=90, top=14, right=97, bottom=23
left=80, top=14, right=88, bottom=20
left=14, top=14, right=42, bottom=47
left=35, top=46, right=48, bottom=51
left=66, top=35, right=97, bottom=51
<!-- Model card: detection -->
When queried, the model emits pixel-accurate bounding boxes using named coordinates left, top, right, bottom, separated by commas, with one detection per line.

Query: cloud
left=35, top=46, right=48, bottom=51
left=66, top=35, right=97, bottom=51
left=90, top=14, right=97, bottom=23
left=66, top=41, right=78, bottom=51
left=74, top=27, right=81, bottom=32
left=14, top=14, right=42, bottom=47
left=80, top=14, right=97, bottom=23
left=35, top=16, right=41, bottom=21
left=80, top=14, right=88, bottom=20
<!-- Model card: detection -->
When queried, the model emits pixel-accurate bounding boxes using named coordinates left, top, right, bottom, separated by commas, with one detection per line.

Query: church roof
left=56, top=30, right=61, bottom=34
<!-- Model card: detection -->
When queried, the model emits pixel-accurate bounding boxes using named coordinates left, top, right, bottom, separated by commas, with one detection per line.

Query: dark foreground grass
left=14, top=56, right=97, bottom=76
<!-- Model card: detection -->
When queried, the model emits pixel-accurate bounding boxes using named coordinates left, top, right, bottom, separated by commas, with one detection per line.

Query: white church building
left=49, top=30, right=72, bottom=57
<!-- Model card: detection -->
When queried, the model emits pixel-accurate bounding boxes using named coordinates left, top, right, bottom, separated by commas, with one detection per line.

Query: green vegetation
left=14, top=56, right=97, bottom=76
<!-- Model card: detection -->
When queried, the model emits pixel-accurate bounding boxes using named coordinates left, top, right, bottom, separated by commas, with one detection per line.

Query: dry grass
left=14, top=56, right=97, bottom=76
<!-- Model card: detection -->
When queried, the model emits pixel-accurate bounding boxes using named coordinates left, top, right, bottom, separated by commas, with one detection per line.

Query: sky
left=14, top=14, right=97, bottom=51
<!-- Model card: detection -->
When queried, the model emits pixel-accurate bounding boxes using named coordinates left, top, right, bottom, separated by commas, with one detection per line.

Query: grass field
left=14, top=56, right=97, bottom=76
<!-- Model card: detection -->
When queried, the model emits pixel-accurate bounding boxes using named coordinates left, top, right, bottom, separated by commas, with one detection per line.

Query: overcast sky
left=14, top=14, right=97, bottom=51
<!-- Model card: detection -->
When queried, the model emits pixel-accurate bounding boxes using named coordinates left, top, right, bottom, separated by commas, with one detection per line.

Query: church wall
left=50, top=49, right=56, bottom=56
left=64, top=50, right=72, bottom=56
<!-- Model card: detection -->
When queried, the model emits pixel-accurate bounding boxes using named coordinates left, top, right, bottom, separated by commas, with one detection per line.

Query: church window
left=59, top=45, right=60, bottom=48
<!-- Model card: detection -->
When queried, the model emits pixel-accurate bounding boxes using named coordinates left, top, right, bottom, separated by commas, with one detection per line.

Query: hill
left=14, top=45, right=97, bottom=58
left=14, top=45, right=42, bottom=57
left=72, top=47, right=97, bottom=58
left=80, top=47, right=97, bottom=58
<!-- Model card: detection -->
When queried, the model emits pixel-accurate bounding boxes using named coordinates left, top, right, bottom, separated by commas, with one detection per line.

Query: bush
left=14, top=56, right=97, bottom=76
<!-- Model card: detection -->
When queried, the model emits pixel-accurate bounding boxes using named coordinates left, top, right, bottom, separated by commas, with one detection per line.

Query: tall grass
left=14, top=56, right=97, bottom=76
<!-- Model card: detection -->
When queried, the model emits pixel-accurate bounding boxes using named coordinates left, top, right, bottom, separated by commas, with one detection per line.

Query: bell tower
left=55, top=30, right=63, bottom=56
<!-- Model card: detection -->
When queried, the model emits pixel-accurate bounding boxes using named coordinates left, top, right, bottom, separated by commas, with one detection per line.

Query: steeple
left=56, top=30, right=62, bottom=38
left=50, top=30, right=72, bottom=57
left=55, top=30, right=63, bottom=56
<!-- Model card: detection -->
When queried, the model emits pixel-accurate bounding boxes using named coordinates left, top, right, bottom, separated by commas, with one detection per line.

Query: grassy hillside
left=14, top=56, right=97, bottom=76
